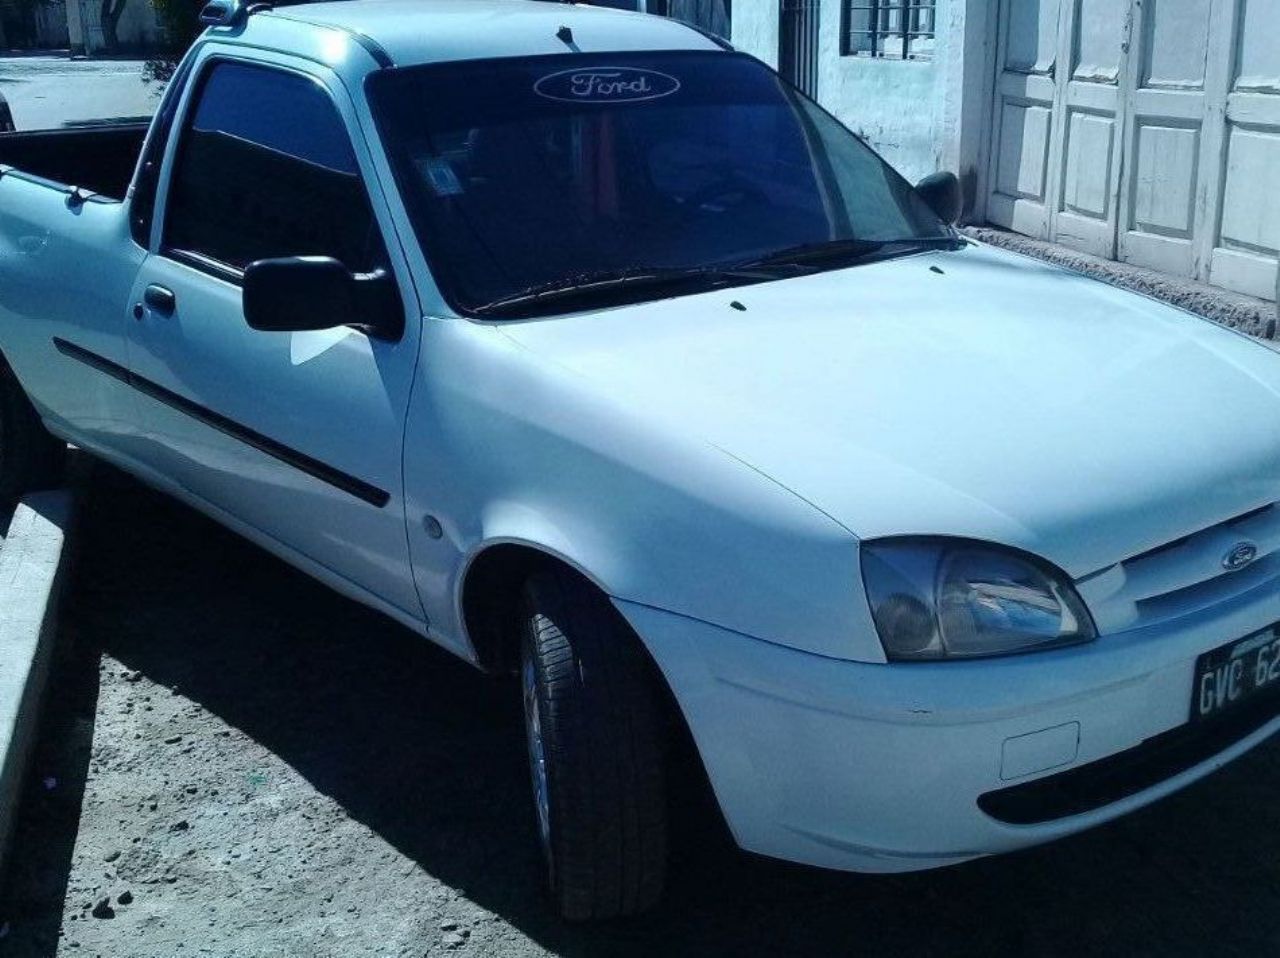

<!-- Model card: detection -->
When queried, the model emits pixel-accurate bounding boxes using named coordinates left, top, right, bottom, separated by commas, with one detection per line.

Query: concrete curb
left=0, top=490, right=75, bottom=877
left=963, top=224, right=1278, bottom=340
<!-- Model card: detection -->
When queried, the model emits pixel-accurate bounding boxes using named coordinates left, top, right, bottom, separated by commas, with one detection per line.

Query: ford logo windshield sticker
left=534, top=67, right=681, bottom=104
left=1222, top=541, right=1258, bottom=571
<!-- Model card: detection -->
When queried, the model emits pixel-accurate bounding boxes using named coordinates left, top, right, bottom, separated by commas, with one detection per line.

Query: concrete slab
left=0, top=491, right=74, bottom=877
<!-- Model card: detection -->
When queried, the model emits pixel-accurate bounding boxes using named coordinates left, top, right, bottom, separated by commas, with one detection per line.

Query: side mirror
left=915, top=171, right=962, bottom=225
left=242, top=256, right=402, bottom=340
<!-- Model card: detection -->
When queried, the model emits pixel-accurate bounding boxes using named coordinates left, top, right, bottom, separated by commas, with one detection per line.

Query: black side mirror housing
left=915, top=171, right=962, bottom=225
left=242, top=256, right=402, bottom=341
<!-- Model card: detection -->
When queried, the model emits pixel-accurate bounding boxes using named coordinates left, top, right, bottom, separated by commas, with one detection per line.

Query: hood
left=496, top=244, right=1280, bottom=578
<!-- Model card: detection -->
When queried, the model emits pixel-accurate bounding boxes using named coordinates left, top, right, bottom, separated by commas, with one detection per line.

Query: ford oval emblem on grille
left=1223, top=542, right=1258, bottom=571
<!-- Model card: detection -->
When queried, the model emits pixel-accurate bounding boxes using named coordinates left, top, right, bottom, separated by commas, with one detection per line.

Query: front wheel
left=519, top=568, right=668, bottom=921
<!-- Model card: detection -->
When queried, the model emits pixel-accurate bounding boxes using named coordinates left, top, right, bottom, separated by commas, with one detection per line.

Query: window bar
left=900, top=0, right=909, bottom=60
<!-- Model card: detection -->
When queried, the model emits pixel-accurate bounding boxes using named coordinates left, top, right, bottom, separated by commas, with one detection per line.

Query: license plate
left=1192, top=626, right=1280, bottom=722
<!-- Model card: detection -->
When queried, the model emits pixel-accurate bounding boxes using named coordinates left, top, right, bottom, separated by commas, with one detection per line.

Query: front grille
left=978, top=688, right=1280, bottom=825
left=1076, top=502, right=1280, bottom=634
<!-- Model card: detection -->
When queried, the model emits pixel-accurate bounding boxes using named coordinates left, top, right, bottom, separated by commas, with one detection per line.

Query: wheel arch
left=459, top=539, right=615, bottom=674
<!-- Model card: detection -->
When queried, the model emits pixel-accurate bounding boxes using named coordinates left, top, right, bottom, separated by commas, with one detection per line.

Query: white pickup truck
left=4, top=0, right=1280, bottom=921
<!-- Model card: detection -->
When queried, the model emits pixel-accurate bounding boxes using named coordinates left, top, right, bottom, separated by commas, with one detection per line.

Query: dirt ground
left=4, top=465, right=1280, bottom=957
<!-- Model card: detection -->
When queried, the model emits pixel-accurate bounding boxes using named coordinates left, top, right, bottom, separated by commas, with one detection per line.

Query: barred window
left=841, top=0, right=936, bottom=60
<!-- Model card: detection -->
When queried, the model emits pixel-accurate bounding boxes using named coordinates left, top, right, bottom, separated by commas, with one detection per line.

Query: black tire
left=0, top=361, right=66, bottom=505
left=519, top=567, right=668, bottom=921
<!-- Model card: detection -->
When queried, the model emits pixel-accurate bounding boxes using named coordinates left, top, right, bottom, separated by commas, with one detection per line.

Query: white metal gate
left=987, top=0, right=1280, bottom=302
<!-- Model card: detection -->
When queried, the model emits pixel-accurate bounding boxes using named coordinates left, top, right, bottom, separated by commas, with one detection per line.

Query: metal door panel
left=1051, top=0, right=1128, bottom=257
left=1203, top=0, right=1280, bottom=300
left=1116, top=0, right=1215, bottom=279
left=987, top=0, right=1062, bottom=239
left=988, top=0, right=1278, bottom=302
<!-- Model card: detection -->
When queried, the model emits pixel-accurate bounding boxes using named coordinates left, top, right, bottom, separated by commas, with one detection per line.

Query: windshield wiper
left=470, top=237, right=965, bottom=317
left=471, top=264, right=777, bottom=317
left=736, top=235, right=965, bottom=271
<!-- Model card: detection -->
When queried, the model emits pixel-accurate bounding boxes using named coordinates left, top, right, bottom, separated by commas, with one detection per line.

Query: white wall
left=815, top=49, right=943, bottom=183
left=732, top=0, right=780, bottom=68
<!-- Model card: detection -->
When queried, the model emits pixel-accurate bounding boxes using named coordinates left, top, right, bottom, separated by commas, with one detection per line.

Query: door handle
left=143, top=284, right=176, bottom=316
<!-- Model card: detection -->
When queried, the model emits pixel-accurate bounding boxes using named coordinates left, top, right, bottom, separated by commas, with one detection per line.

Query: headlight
left=861, top=538, right=1096, bottom=661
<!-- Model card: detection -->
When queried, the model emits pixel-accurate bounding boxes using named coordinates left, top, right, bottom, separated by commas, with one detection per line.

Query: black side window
left=165, top=62, right=384, bottom=274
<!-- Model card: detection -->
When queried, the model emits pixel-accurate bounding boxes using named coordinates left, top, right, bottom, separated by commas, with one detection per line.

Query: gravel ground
left=4, top=466, right=1280, bottom=957
left=964, top=225, right=1278, bottom=339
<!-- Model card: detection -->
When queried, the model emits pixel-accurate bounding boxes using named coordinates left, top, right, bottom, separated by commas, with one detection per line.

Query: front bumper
left=616, top=578, right=1280, bottom=873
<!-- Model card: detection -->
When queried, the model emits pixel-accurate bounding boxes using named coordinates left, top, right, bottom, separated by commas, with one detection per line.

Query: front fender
left=405, top=318, right=884, bottom=663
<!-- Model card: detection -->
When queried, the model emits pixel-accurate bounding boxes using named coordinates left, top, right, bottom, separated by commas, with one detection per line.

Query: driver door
left=125, top=52, right=423, bottom=620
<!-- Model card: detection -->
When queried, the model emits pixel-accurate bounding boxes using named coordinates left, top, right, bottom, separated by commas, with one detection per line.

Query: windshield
left=367, top=51, right=951, bottom=318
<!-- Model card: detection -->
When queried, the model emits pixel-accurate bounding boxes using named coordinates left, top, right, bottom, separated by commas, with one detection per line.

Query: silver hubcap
left=522, top=652, right=552, bottom=856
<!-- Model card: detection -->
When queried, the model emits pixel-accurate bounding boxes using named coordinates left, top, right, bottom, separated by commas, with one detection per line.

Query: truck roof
left=251, top=0, right=724, bottom=70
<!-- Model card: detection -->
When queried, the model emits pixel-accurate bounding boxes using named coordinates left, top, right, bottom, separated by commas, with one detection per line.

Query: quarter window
left=165, top=62, right=385, bottom=274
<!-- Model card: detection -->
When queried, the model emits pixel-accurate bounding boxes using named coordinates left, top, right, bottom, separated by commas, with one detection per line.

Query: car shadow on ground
left=9, top=464, right=1280, bottom=956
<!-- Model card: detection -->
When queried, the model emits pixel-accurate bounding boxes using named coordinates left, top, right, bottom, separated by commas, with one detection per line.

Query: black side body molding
left=53, top=337, right=390, bottom=508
